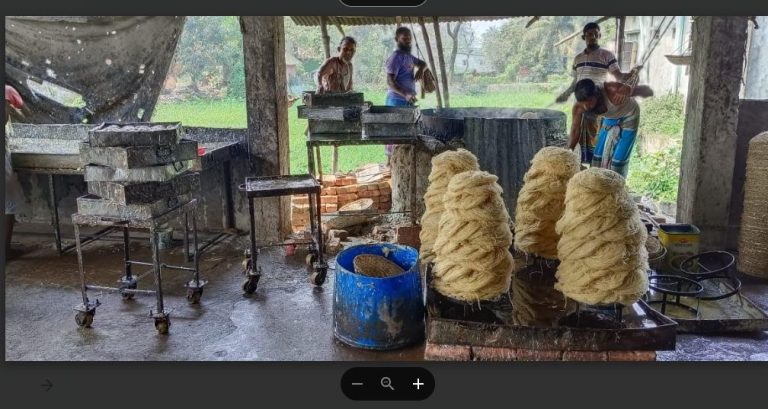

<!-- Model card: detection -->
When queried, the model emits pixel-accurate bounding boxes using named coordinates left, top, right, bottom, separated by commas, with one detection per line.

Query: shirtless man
left=315, top=36, right=357, bottom=94
left=568, top=78, right=653, bottom=177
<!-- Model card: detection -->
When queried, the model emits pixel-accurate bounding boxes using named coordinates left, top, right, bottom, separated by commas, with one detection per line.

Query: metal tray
left=363, top=123, right=419, bottom=138
left=645, top=278, right=768, bottom=333
left=88, top=122, right=181, bottom=147
left=87, top=172, right=200, bottom=204
left=79, top=139, right=198, bottom=169
left=426, top=263, right=677, bottom=352
left=361, top=105, right=420, bottom=124
left=301, top=91, right=364, bottom=107
left=308, top=119, right=362, bottom=134
left=297, top=105, right=363, bottom=121
left=84, top=161, right=193, bottom=183
left=241, top=174, right=320, bottom=198
left=76, top=193, right=193, bottom=220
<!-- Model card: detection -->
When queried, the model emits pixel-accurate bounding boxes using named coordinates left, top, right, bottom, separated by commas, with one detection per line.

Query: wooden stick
left=320, top=16, right=331, bottom=59
left=432, top=17, right=451, bottom=108
left=419, top=17, right=443, bottom=108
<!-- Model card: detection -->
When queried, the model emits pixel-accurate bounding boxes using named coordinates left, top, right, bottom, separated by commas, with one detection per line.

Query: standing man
left=556, top=22, right=637, bottom=164
left=5, top=85, right=24, bottom=260
left=315, top=36, right=357, bottom=94
left=383, top=27, right=426, bottom=163
left=568, top=78, right=653, bottom=177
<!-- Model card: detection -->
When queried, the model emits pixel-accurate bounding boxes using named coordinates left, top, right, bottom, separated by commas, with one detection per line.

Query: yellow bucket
left=658, top=224, right=700, bottom=273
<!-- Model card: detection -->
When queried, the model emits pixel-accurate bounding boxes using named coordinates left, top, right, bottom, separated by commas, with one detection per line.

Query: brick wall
left=291, top=173, right=392, bottom=232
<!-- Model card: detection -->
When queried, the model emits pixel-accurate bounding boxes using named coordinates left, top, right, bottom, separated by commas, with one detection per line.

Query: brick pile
left=291, top=173, right=392, bottom=232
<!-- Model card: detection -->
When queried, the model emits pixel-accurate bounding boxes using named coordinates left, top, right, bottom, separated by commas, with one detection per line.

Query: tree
left=446, top=22, right=462, bottom=80
left=175, top=16, right=244, bottom=99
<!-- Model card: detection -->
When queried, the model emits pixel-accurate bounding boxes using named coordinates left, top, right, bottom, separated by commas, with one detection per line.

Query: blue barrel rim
left=336, top=243, right=420, bottom=280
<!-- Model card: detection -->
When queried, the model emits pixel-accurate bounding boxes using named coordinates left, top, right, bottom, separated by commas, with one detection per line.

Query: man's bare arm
left=315, top=59, right=334, bottom=93
left=568, top=103, right=586, bottom=150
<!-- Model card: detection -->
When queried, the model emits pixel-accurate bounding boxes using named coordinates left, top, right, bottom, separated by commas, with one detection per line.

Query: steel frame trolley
left=72, top=199, right=206, bottom=334
left=239, top=175, right=327, bottom=294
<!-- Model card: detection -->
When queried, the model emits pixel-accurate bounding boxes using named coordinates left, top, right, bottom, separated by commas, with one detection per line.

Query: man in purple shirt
left=384, top=26, right=426, bottom=160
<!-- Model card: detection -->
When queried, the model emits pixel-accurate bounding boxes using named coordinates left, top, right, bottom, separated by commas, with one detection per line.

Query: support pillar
left=677, top=16, right=748, bottom=250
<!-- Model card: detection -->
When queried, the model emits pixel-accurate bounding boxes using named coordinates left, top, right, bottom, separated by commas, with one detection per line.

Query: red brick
left=380, top=188, right=392, bottom=196
left=321, top=176, right=336, bottom=187
left=563, top=351, right=608, bottom=361
left=358, top=190, right=372, bottom=198
left=321, top=195, right=338, bottom=204
left=326, top=203, right=338, bottom=213
left=292, top=196, right=309, bottom=205
left=377, top=181, right=391, bottom=190
left=424, top=343, right=472, bottom=361
left=322, top=187, right=337, bottom=195
left=341, top=176, right=356, bottom=186
left=472, top=346, right=518, bottom=361
left=320, top=204, right=327, bottom=213
left=515, top=349, right=564, bottom=361
left=347, top=185, right=359, bottom=193
left=395, top=225, right=421, bottom=249
left=338, top=193, right=357, bottom=203
left=607, top=351, right=657, bottom=361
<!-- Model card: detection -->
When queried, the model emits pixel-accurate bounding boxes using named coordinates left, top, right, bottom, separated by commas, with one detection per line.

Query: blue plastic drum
left=333, top=243, right=424, bottom=350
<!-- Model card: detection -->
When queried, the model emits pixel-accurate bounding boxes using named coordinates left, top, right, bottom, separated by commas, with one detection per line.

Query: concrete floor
left=4, top=224, right=768, bottom=361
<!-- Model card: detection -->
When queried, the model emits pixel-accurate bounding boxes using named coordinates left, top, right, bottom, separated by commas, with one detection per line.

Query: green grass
left=152, top=90, right=569, bottom=174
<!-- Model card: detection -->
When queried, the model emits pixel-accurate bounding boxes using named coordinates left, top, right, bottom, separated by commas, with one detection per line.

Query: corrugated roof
left=290, top=16, right=515, bottom=27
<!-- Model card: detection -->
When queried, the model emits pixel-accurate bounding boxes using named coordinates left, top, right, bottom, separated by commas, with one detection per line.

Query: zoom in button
left=341, top=367, right=434, bottom=401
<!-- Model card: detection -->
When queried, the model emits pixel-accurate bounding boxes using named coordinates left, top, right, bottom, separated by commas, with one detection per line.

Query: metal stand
left=72, top=199, right=206, bottom=335
left=239, top=175, right=327, bottom=294
left=306, top=134, right=420, bottom=224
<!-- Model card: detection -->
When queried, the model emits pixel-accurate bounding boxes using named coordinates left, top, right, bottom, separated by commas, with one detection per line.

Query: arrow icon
left=41, top=379, right=53, bottom=392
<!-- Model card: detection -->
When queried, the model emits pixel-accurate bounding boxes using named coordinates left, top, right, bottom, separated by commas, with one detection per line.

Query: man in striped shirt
left=556, top=22, right=637, bottom=163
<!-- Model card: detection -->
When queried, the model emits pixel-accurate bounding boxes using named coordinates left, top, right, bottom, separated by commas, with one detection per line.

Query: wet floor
left=4, top=224, right=767, bottom=361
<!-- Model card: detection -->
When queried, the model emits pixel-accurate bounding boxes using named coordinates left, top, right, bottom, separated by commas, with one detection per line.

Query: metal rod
left=192, top=212, right=200, bottom=286
left=74, top=223, right=89, bottom=307
left=48, top=173, right=62, bottom=254
left=183, top=212, right=190, bottom=262
left=315, top=146, right=323, bottom=180
left=315, top=191, right=324, bottom=264
left=150, top=228, right=165, bottom=315
left=307, top=192, right=317, bottom=254
left=61, top=226, right=117, bottom=253
left=248, top=198, right=258, bottom=273
left=307, top=141, right=316, bottom=179
left=123, top=227, right=132, bottom=278
left=223, top=160, right=235, bottom=229
left=85, top=285, right=155, bottom=295
left=127, top=260, right=153, bottom=267
left=198, top=232, right=226, bottom=255
left=162, top=264, right=197, bottom=272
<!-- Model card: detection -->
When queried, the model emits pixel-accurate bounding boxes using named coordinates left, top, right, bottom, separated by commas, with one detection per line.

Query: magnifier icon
left=380, top=377, right=395, bottom=390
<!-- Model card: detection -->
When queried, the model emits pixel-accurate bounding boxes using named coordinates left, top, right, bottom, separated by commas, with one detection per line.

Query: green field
left=153, top=90, right=568, bottom=174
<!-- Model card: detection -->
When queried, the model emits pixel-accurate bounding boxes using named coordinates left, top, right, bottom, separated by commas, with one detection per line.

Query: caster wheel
left=305, top=252, right=317, bottom=266
left=186, top=287, right=204, bottom=304
left=242, top=276, right=260, bottom=294
left=75, top=310, right=95, bottom=328
left=121, top=292, right=135, bottom=300
left=154, top=318, right=171, bottom=334
left=309, top=270, right=327, bottom=286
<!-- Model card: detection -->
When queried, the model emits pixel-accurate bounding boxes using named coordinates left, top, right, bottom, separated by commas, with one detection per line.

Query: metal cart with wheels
left=72, top=199, right=206, bottom=334
left=239, top=175, right=327, bottom=294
